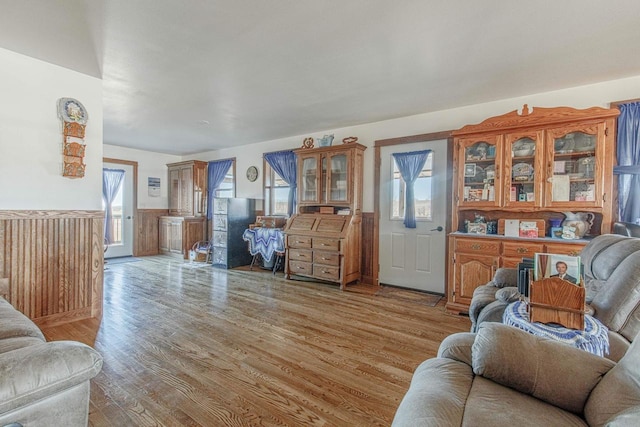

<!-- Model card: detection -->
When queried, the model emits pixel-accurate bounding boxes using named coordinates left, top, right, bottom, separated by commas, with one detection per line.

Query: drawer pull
left=296, top=266, right=304, bottom=270
left=321, top=257, right=329, bottom=260
left=471, top=244, right=481, bottom=250
left=296, top=240, right=305, bottom=244
left=517, top=248, right=528, bottom=254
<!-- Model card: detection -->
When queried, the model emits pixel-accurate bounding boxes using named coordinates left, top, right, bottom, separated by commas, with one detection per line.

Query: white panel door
left=104, top=162, right=134, bottom=258
left=379, top=139, right=448, bottom=293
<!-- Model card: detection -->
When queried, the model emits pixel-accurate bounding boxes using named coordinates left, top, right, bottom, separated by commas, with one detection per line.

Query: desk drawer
left=313, top=264, right=340, bottom=281
left=455, top=238, right=500, bottom=255
left=288, top=235, right=312, bottom=248
left=289, top=260, right=312, bottom=275
left=288, top=248, right=312, bottom=262
left=313, top=250, right=340, bottom=266
left=312, top=238, right=339, bottom=251
left=502, top=241, right=544, bottom=258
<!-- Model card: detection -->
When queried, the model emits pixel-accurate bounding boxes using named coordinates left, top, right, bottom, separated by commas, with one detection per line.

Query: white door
left=104, top=162, right=134, bottom=258
left=379, top=139, right=449, bottom=293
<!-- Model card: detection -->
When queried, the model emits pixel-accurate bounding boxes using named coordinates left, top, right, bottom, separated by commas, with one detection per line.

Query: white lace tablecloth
left=242, top=228, right=285, bottom=262
left=503, top=301, right=609, bottom=357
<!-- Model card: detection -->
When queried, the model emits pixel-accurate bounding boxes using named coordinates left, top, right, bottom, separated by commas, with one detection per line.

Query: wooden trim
left=360, top=212, right=375, bottom=285
left=103, top=157, right=139, bottom=256
left=610, top=98, right=640, bottom=108
left=452, top=105, right=619, bottom=136
left=375, top=131, right=452, bottom=148
left=0, top=210, right=103, bottom=323
left=373, top=131, right=455, bottom=290
left=136, top=209, right=169, bottom=256
left=0, top=210, right=103, bottom=219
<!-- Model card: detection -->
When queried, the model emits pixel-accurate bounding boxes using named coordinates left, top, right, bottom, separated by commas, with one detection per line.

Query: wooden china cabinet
left=446, top=105, right=619, bottom=314
left=159, top=160, right=208, bottom=259
left=283, top=143, right=366, bottom=289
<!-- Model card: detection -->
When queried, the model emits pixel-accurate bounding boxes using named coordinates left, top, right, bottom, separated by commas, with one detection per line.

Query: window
left=391, top=152, right=434, bottom=220
left=263, top=160, right=290, bottom=215
left=214, top=160, right=235, bottom=198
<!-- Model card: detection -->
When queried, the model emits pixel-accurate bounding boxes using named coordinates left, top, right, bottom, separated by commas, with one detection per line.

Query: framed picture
left=464, top=163, right=476, bottom=177
left=533, top=253, right=581, bottom=285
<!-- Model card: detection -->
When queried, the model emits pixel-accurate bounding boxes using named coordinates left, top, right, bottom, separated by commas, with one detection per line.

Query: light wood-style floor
left=41, top=256, right=471, bottom=427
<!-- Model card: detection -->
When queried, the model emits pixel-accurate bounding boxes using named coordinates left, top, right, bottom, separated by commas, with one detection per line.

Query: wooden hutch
left=159, top=160, right=208, bottom=258
left=446, top=105, right=619, bottom=314
left=283, top=143, right=366, bottom=289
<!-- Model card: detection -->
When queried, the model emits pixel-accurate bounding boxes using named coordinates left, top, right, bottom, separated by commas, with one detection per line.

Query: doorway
left=103, top=159, right=137, bottom=259
left=378, top=138, right=449, bottom=293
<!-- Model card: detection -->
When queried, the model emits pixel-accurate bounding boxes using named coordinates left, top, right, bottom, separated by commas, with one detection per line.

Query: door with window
left=104, top=162, right=134, bottom=258
left=379, top=139, right=448, bottom=293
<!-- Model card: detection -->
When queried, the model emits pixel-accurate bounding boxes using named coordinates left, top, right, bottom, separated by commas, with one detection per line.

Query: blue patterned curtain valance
left=206, top=159, right=233, bottom=220
left=613, top=102, right=640, bottom=223
left=102, top=168, right=125, bottom=244
left=264, top=150, right=297, bottom=216
left=392, top=150, right=431, bottom=228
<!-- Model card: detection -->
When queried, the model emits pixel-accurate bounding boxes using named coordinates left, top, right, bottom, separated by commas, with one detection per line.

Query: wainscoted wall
left=135, top=209, right=168, bottom=256
left=361, top=212, right=375, bottom=285
left=0, top=210, right=103, bottom=327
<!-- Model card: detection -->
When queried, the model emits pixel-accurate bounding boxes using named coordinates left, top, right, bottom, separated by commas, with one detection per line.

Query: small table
left=503, top=301, right=609, bottom=357
left=242, top=228, right=285, bottom=272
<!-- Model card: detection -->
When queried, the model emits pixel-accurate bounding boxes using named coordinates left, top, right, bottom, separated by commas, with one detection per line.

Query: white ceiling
left=2, top=1, right=640, bottom=155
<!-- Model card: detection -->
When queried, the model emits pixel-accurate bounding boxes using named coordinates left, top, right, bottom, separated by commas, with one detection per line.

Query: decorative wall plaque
left=57, top=98, right=88, bottom=179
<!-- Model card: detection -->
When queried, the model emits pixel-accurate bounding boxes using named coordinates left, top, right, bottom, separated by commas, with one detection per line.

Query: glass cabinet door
left=503, top=132, right=543, bottom=208
left=300, top=155, right=320, bottom=203
left=458, top=136, right=502, bottom=207
left=544, top=124, right=604, bottom=208
left=327, top=152, right=350, bottom=203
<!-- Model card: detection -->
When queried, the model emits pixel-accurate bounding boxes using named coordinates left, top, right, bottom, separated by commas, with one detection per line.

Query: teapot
left=562, top=212, right=595, bottom=238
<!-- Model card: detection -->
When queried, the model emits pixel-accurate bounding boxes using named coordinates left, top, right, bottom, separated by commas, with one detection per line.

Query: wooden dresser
left=283, top=143, right=366, bottom=289
left=285, top=213, right=361, bottom=289
left=446, top=105, right=619, bottom=314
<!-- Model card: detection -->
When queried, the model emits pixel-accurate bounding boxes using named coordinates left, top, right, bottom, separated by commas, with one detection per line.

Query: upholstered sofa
left=0, top=296, right=103, bottom=426
left=469, top=234, right=640, bottom=361
left=392, top=323, right=640, bottom=426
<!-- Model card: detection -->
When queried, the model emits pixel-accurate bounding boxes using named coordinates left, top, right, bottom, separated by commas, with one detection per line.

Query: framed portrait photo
left=533, top=253, right=582, bottom=285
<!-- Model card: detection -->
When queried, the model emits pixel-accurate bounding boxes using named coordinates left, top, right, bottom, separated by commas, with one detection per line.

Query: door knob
left=126, top=216, right=132, bottom=219
left=431, top=226, right=443, bottom=232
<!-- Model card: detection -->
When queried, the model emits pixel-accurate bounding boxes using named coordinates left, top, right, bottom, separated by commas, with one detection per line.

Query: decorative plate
left=57, top=98, right=88, bottom=124
left=246, top=166, right=259, bottom=182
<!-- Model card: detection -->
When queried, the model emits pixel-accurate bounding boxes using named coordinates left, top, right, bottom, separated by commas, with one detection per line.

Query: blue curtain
left=392, top=150, right=431, bottom=228
left=264, top=150, right=297, bottom=216
left=206, top=159, right=233, bottom=220
left=614, top=102, right=640, bottom=224
left=102, top=168, right=125, bottom=244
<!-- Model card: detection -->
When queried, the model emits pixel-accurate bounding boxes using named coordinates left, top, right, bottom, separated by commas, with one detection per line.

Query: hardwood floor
left=41, top=256, right=471, bottom=426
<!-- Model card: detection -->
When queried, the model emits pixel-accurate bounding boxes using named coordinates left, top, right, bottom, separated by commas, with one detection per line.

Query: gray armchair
left=469, top=234, right=640, bottom=361
left=392, top=323, right=640, bottom=426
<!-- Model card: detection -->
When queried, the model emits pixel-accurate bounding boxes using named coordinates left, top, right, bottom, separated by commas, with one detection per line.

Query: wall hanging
left=57, top=97, right=88, bottom=178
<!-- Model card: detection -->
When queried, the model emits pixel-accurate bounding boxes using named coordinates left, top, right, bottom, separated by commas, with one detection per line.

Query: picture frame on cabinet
left=464, top=163, right=476, bottom=177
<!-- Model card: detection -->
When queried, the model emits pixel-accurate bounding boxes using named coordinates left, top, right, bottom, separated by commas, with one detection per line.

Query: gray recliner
left=469, top=234, right=640, bottom=361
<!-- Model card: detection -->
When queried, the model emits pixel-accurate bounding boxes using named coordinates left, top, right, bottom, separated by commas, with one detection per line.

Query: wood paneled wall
left=360, top=212, right=375, bottom=285
left=135, top=209, right=168, bottom=256
left=0, top=210, right=103, bottom=327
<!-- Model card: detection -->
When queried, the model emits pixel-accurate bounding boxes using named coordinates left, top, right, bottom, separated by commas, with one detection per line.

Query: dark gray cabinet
left=211, top=198, right=258, bottom=269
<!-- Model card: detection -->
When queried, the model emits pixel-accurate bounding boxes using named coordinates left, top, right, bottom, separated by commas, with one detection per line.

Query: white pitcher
left=562, top=212, right=595, bottom=238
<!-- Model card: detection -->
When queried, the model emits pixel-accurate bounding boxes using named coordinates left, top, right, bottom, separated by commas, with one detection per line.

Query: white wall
left=103, top=144, right=180, bottom=209
left=0, top=47, right=103, bottom=210
left=185, top=75, right=640, bottom=212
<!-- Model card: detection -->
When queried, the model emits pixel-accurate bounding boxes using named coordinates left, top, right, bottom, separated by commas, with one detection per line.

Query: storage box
left=498, top=219, right=546, bottom=238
